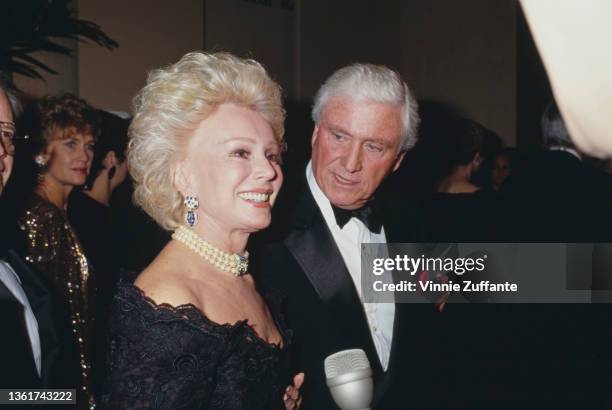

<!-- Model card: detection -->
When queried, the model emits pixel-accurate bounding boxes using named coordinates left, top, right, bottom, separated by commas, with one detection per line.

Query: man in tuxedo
left=253, top=63, right=444, bottom=409
left=0, top=75, right=78, bottom=391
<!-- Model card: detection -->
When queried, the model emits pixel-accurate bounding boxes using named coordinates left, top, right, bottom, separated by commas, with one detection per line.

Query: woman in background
left=19, top=93, right=98, bottom=409
left=68, top=110, right=129, bottom=395
left=423, top=117, right=502, bottom=242
left=103, top=52, right=302, bottom=409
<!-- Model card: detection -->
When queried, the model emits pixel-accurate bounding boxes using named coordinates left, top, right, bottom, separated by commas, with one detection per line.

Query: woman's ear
left=172, top=159, right=192, bottom=197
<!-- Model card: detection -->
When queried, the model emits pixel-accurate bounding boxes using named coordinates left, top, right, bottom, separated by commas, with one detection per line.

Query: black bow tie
left=331, top=202, right=383, bottom=233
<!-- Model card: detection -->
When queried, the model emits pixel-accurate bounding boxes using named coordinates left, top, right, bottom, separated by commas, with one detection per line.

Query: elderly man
left=254, top=63, right=438, bottom=409
left=0, top=74, right=42, bottom=388
left=0, top=74, right=77, bottom=391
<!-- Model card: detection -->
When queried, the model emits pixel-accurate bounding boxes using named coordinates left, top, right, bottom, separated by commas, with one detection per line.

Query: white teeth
left=239, top=192, right=270, bottom=203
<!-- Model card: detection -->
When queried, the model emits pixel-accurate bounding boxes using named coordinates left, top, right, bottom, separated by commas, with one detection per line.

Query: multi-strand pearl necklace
left=172, top=225, right=249, bottom=277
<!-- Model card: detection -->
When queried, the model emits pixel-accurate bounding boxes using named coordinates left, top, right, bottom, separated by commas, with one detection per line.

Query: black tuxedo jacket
left=253, top=179, right=612, bottom=409
left=252, top=182, right=446, bottom=409
left=0, top=249, right=79, bottom=391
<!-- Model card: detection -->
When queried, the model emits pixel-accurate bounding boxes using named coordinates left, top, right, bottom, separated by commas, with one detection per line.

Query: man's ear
left=311, top=125, right=320, bottom=148
left=472, top=152, right=482, bottom=169
left=392, top=151, right=406, bottom=172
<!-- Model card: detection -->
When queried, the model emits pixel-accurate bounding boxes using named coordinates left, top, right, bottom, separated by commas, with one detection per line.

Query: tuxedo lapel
left=285, top=217, right=351, bottom=304
left=284, top=188, right=384, bottom=377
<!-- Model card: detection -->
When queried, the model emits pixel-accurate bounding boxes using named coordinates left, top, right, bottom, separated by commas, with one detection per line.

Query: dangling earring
left=108, top=165, right=116, bottom=180
left=184, top=195, right=199, bottom=227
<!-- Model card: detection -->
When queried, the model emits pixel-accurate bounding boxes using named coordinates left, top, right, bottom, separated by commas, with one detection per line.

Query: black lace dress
left=101, top=282, right=292, bottom=409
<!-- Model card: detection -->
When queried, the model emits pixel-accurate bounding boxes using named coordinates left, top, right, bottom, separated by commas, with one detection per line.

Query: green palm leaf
left=0, top=0, right=118, bottom=84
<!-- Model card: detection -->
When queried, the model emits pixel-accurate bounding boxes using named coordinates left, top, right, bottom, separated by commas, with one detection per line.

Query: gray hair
left=0, top=72, right=21, bottom=118
left=541, top=100, right=573, bottom=149
left=312, top=63, right=419, bottom=151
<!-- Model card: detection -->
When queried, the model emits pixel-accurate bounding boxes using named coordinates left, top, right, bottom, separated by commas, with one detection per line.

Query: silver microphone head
left=325, top=349, right=374, bottom=410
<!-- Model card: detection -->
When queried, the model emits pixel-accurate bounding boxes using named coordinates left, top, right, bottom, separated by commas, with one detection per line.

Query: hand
left=283, top=372, right=304, bottom=410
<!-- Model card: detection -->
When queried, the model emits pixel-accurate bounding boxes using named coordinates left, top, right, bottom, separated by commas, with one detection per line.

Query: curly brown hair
left=31, top=93, right=99, bottom=155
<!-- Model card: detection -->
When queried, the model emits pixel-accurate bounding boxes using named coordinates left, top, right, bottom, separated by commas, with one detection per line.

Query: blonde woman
left=103, top=52, right=303, bottom=409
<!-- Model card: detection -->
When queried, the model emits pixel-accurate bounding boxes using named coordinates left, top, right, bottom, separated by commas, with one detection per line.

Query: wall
left=400, top=0, right=517, bottom=145
left=13, top=1, right=518, bottom=146
left=77, top=0, right=204, bottom=112
left=297, top=0, right=401, bottom=100
left=205, top=0, right=295, bottom=98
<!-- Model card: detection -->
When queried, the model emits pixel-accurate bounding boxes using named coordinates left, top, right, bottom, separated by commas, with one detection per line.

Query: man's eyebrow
left=363, top=137, right=389, bottom=145
left=325, top=124, right=351, bottom=136
left=324, top=123, right=396, bottom=146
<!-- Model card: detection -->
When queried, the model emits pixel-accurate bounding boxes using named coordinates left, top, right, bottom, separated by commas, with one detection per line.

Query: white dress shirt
left=306, top=162, right=395, bottom=370
left=0, top=260, right=42, bottom=376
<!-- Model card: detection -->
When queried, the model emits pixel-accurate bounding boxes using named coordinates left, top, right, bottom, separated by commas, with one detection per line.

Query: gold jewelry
left=172, top=225, right=249, bottom=277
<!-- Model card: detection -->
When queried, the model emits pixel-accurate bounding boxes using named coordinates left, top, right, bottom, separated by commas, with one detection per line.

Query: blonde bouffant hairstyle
left=128, top=52, right=285, bottom=231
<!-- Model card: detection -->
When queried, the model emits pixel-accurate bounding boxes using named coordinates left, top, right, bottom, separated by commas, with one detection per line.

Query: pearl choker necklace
left=172, top=225, right=249, bottom=277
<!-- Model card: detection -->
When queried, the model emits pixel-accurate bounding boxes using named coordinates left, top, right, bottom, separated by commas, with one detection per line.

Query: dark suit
left=253, top=180, right=444, bottom=409
left=501, top=150, right=612, bottom=242
left=498, top=150, right=612, bottom=408
left=0, top=249, right=79, bottom=391
left=0, top=279, right=40, bottom=389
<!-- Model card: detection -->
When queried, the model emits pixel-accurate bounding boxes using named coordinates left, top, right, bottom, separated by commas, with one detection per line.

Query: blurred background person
left=103, top=52, right=302, bottom=409
left=18, top=93, right=98, bottom=409
left=421, top=117, right=503, bottom=241
left=434, top=118, right=500, bottom=194
left=502, top=101, right=612, bottom=242
left=68, top=110, right=129, bottom=394
left=69, top=110, right=128, bottom=289
left=486, top=147, right=525, bottom=191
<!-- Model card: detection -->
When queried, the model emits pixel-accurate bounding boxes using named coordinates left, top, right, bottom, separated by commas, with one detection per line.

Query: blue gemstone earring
left=184, top=195, right=199, bottom=227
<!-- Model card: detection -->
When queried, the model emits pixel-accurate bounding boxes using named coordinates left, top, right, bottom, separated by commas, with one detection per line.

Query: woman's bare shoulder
left=134, top=253, right=199, bottom=309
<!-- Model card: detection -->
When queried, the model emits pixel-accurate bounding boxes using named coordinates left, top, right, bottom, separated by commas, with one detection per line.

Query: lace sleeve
left=102, top=285, right=229, bottom=410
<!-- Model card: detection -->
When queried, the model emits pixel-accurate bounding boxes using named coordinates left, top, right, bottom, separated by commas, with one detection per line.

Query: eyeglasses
left=1, top=120, right=18, bottom=156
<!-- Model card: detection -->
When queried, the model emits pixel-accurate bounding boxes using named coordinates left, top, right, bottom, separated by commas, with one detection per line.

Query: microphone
left=324, top=349, right=374, bottom=410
